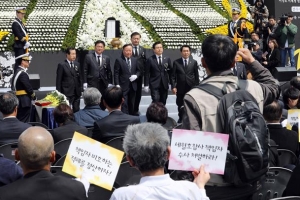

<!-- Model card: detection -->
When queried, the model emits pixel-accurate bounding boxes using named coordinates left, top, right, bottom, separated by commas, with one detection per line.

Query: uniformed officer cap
left=15, top=7, right=26, bottom=14
left=15, top=53, right=32, bottom=61
left=232, top=8, right=241, bottom=14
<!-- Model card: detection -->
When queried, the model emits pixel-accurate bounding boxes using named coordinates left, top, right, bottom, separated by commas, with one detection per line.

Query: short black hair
left=66, top=47, right=76, bottom=55
left=131, top=32, right=141, bottom=38
left=94, top=40, right=105, bottom=47
left=268, top=15, right=275, bottom=20
left=263, top=101, right=282, bottom=122
left=180, top=45, right=191, bottom=52
left=283, top=87, right=300, bottom=105
left=152, top=41, right=162, bottom=49
left=146, top=102, right=168, bottom=124
left=123, top=44, right=132, bottom=49
left=53, top=103, right=74, bottom=124
left=202, top=34, right=237, bottom=73
left=0, top=93, right=18, bottom=115
left=103, top=86, right=123, bottom=109
left=290, top=76, right=300, bottom=90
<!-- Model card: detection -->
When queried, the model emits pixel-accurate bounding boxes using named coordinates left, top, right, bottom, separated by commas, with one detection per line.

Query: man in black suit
left=144, top=42, right=172, bottom=105
left=233, top=55, right=247, bottom=80
left=171, top=45, right=199, bottom=123
left=131, top=32, right=147, bottom=115
left=83, top=40, right=112, bottom=110
left=11, top=53, right=36, bottom=122
left=92, top=86, right=140, bottom=144
left=12, top=7, right=30, bottom=69
left=0, top=93, right=31, bottom=145
left=56, top=47, right=82, bottom=113
left=0, top=126, right=88, bottom=199
left=114, top=44, right=140, bottom=115
left=263, top=101, right=299, bottom=157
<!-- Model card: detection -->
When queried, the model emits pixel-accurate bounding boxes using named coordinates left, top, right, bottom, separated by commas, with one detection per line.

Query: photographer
left=250, top=32, right=263, bottom=51
left=262, top=16, right=278, bottom=51
left=274, top=13, right=298, bottom=68
left=251, top=0, right=269, bottom=35
left=250, top=42, right=263, bottom=63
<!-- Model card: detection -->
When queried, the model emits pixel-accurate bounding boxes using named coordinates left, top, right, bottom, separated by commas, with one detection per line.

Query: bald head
left=17, top=127, right=54, bottom=170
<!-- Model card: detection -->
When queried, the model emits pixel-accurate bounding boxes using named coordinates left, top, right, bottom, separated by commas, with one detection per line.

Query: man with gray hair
left=110, top=123, right=210, bottom=200
left=0, top=92, right=31, bottom=145
left=0, top=127, right=87, bottom=199
left=74, top=87, right=108, bottom=127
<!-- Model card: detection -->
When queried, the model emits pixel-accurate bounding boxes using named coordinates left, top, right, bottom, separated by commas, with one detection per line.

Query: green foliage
left=160, top=0, right=206, bottom=42
left=61, top=0, right=86, bottom=50
left=5, top=0, right=38, bottom=51
left=119, top=0, right=166, bottom=48
left=205, top=0, right=231, bottom=20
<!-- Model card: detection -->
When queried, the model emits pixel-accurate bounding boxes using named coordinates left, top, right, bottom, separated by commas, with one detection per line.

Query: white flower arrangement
left=76, top=0, right=153, bottom=49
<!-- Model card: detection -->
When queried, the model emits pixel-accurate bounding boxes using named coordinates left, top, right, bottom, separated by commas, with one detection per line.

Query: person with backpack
left=182, top=34, right=279, bottom=200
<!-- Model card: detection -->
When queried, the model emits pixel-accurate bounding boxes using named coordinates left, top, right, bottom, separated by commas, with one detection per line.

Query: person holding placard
left=0, top=127, right=88, bottom=199
left=110, top=123, right=210, bottom=200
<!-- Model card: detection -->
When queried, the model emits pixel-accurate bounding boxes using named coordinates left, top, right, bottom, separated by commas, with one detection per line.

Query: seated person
left=263, top=101, right=299, bottom=157
left=74, top=87, right=108, bottom=127
left=282, top=87, right=300, bottom=110
left=250, top=42, right=263, bottom=63
left=261, top=39, right=280, bottom=75
left=0, top=127, right=87, bottom=199
left=92, top=86, right=140, bottom=144
left=110, top=123, right=210, bottom=200
left=290, top=76, right=300, bottom=108
left=0, top=154, right=23, bottom=187
left=146, top=102, right=168, bottom=125
left=52, top=104, right=88, bottom=143
left=0, top=92, right=31, bottom=145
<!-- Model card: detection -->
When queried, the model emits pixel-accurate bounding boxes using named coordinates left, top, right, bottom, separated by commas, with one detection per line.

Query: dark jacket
left=74, top=105, right=108, bottom=127
left=56, top=60, right=82, bottom=97
left=268, top=123, right=299, bottom=157
left=144, top=54, right=172, bottom=90
left=0, top=117, right=31, bottom=145
left=0, top=155, right=23, bottom=187
left=274, top=23, right=297, bottom=48
left=131, top=45, right=147, bottom=77
left=262, top=48, right=281, bottom=73
left=0, top=170, right=87, bottom=200
left=52, top=120, right=88, bottom=143
left=12, top=17, right=27, bottom=49
left=92, top=110, right=140, bottom=144
left=171, top=58, right=199, bottom=94
left=234, top=62, right=247, bottom=80
left=83, top=52, right=112, bottom=87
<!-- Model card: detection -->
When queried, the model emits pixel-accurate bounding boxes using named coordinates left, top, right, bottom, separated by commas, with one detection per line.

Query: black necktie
left=127, top=58, right=131, bottom=72
left=97, top=56, right=101, bottom=66
left=134, top=46, right=138, bottom=56
left=233, top=66, right=237, bottom=76
left=184, top=59, right=187, bottom=68
left=158, top=56, right=162, bottom=66
left=70, top=62, right=74, bottom=69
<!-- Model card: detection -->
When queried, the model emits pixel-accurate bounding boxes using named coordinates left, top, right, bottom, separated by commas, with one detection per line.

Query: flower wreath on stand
left=35, top=90, right=69, bottom=107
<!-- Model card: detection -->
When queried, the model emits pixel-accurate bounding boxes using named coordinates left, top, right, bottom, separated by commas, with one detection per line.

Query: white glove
left=23, top=42, right=30, bottom=49
left=144, top=86, right=149, bottom=93
left=83, top=83, right=87, bottom=90
left=108, top=84, right=113, bottom=87
left=116, top=85, right=121, bottom=88
left=129, top=75, right=137, bottom=82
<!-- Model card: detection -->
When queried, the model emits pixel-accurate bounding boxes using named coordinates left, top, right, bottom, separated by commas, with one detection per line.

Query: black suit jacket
left=268, top=124, right=299, bottom=156
left=92, top=110, right=140, bottom=143
left=262, top=48, right=281, bottom=70
left=12, top=18, right=27, bottom=49
left=144, top=55, right=172, bottom=90
left=114, top=56, right=140, bottom=91
left=83, top=52, right=112, bottom=87
left=171, top=58, right=199, bottom=94
left=0, top=118, right=31, bottom=145
left=56, top=60, right=82, bottom=97
left=132, top=45, right=147, bottom=76
left=52, top=120, right=88, bottom=144
left=234, top=62, right=247, bottom=80
left=0, top=170, right=87, bottom=200
left=11, top=67, right=35, bottom=108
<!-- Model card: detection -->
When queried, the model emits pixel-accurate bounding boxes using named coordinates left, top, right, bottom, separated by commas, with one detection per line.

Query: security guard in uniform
left=11, top=53, right=36, bottom=123
left=12, top=7, right=30, bottom=70
left=228, top=8, right=251, bottom=49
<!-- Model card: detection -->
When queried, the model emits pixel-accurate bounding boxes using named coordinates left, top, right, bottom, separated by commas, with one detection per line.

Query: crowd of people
left=0, top=2, right=300, bottom=200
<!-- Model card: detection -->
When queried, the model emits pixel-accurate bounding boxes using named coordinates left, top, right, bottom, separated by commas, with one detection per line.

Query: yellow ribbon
left=294, top=48, right=300, bottom=70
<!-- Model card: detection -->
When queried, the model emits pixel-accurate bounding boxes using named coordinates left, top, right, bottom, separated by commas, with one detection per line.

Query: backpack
left=197, top=80, right=269, bottom=186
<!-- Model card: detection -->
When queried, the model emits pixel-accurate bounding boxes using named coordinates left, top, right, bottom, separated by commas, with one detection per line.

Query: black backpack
left=197, top=80, right=269, bottom=186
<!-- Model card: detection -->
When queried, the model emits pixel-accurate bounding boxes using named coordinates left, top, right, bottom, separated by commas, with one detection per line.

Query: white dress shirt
left=110, top=174, right=209, bottom=200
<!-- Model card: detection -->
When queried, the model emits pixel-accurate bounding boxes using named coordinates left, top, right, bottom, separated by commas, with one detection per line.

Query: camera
left=279, top=14, right=288, bottom=25
left=248, top=42, right=257, bottom=49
